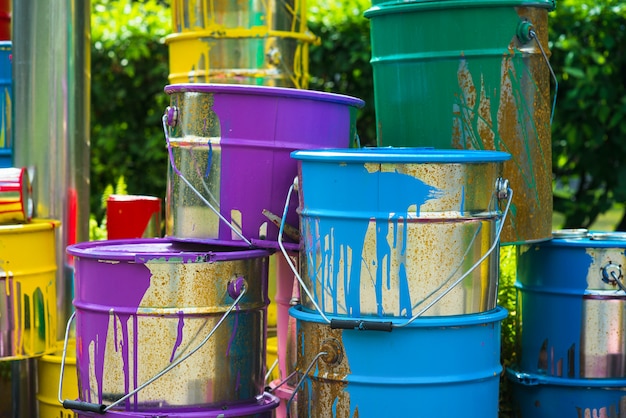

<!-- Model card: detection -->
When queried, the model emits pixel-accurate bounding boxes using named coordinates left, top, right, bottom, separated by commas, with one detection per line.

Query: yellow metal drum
left=167, top=0, right=316, bottom=88
left=0, top=219, right=59, bottom=360
left=37, top=339, right=78, bottom=418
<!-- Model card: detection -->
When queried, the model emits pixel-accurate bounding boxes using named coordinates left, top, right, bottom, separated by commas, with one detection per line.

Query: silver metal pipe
left=13, top=0, right=91, bottom=341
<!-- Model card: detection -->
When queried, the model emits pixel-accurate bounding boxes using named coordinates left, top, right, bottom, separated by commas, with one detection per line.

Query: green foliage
left=307, top=0, right=376, bottom=146
left=550, top=0, right=626, bottom=229
left=90, top=0, right=170, bottom=221
left=498, top=246, right=518, bottom=417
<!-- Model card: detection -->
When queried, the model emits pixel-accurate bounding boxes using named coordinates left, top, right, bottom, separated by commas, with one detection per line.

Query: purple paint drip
left=170, top=311, right=185, bottom=363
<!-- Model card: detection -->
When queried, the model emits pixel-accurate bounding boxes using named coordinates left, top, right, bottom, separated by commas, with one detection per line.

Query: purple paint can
left=67, top=239, right=272, bottom=412
left=74, top=393, right=279, bottom=418
left=163, top=84, right=364, bottom=247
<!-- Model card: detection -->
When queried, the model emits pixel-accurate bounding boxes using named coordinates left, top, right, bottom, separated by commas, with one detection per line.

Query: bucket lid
left=364, top=0, right=556, bottom=18
left=66, top=238, right=272, bottom=263
left=552, top=229, right=589, bottom=239
left=291, top=147, right=511, bottom=164
left=164, top=83, right=365, bottom=109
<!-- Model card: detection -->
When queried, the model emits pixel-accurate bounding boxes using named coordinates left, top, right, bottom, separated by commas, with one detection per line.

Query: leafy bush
left=550, top=0, right=626, bottom=229
left=91, top=0, right=170, bottom=221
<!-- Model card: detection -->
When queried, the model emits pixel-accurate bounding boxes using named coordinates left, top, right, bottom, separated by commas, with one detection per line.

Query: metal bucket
left=291, top=305, right=507, bottom=417
left=163, top=84, right=363, bottom=246
left=67, top=238, right=272, bottom=411
left=0, top=41, right=11, bottom=168
left=73, top=393, right=280, bottom=418
left=38, top=340, right=78, bottom=418
left=166, top=0, right=316, bottom=88
left=0, top=219, right=59, bottom=360
left=364, top=0, right=555, bottom=245
left=292, top=148, right=510, bottom=318
left=516, top=230, right=626, bottom=379
left=507, top=369, right=626, bottom=418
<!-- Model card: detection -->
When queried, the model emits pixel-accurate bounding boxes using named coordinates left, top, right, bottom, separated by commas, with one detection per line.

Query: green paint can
left=365, top=0, right=555, bottom=245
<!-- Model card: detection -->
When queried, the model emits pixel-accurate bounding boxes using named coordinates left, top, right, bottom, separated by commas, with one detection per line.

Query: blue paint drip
left=302, top=163, right=441, bottom=317
left=204, top=140, right=213, bottom=178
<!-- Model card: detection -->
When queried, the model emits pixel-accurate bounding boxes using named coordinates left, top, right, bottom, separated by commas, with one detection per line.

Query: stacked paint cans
left=288, top=148, right=511, bottom=417
left=507, top=230, right=626, bottom=417
left=61, top=84, right=363, bottom=418
left=0, top=166, right=64, bottom=415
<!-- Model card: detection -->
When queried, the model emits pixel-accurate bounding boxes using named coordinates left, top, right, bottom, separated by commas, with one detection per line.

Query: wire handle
left=59, top=284, right=247, bottom=413
left=285, top=350, right=328, bottom=418
left=517, top=21, right=558, bottom=125
left=162, top=111, right=252, bottom=246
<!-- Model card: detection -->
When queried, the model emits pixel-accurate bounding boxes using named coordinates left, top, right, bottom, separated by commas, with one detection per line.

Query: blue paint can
left=516, top=230, right=626, bottom=378
left=507, top=370, right=626, bottom=417
left=510, top=229, right=626, bottom=417
left=291, top=148, right=510, bottom=317
left=291, top=305, right=507, bottom=417
left=0, top=41, right=11, bottom=168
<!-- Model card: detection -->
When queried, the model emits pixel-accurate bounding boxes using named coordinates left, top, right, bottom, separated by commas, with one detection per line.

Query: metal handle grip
left=330, top=319, right=393, bottom=332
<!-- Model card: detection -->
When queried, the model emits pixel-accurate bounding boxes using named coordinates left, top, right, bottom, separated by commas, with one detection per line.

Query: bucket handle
left=278, top=177, right=513, bottom=331
left=517, top=21, right=558, bottom=125
left=284, top=350, right=329, bottom=418
left=58, top=280, right=248, bottom=414
left=161, top=111, right=253, bottom=246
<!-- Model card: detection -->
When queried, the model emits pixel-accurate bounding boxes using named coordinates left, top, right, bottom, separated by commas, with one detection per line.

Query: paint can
left=0, top=41, right=11, bottom=168
left=364, top=0, right=555, bottom=245
left=516, top=230, right=626, bottom=378
left=37, top=339, right=78, bottom=418
left=291, top=305, right=507, bottom=417
left=106, top=195, right=161, bottom=239
left=166, top=0, right=316, bottom=88
left=507, top=370, right=626, bottom=418
left=67, top=239, right=271, bottom=411
left=292, top=148, right=510, bottom=318
left=72, top=393, right=280, bottom=418
left=0, top=167, right=32, bottom=224
left=163, top=84, right=363, bottom=246
left=0, top=219, right=59, bottom=360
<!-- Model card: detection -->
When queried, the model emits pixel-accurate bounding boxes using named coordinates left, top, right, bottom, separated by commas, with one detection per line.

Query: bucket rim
left=68, top=393, right=280, bottom=417
left=289, top=305, right=508, bottom=326
left=505, top=367, right=626, bottom=387
left=0, top=218, right=60, bottom=233
left=164, top=83, right=365, bottom=109
left=291, top=147, right=511, bottom=163
left=66, top=238, right=273, bottom=262
left=523, top=231, right=626, bottom=249
left=364, top=0, right=556, bottom=17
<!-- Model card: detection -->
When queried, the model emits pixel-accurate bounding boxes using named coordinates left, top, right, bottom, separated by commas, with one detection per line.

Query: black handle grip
left=330, top=319, right=393, bottom=332
left=62, top=400, right=107, bottom=414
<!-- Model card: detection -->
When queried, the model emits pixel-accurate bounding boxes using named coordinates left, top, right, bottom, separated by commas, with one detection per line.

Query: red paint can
left=106, top=195, right=161, bottom=240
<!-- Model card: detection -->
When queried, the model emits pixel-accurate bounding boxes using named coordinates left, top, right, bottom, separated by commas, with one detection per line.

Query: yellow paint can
left=167, top=0, right=317, bottom=88
left=0, top=219, right=59, bottom=360
left=37, top=339, right=77, bottom=418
